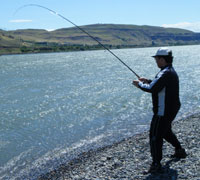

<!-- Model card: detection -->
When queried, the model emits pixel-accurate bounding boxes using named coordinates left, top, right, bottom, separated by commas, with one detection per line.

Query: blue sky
left=1, top=0, right=200, bottom=32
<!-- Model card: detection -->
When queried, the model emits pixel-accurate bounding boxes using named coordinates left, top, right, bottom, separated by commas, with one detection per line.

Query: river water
left=0, top=45, right=200, bottom=179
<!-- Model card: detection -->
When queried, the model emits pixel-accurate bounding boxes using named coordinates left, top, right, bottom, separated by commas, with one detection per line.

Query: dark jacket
left=138, top=64, right=181, bottom=118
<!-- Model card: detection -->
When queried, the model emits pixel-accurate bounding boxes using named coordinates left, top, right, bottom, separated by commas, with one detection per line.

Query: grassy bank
left=1, top=24, right=200, bottom=55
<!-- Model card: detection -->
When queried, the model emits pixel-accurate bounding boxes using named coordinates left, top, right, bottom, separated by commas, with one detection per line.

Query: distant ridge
left=1, top=24, right=200, bottom=55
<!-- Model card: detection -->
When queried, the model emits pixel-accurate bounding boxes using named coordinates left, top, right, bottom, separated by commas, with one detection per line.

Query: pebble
left=39, top=113, right=200, bottom=180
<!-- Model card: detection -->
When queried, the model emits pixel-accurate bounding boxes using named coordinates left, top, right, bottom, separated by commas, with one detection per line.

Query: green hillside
left=1, top=24, right=200, bottom=55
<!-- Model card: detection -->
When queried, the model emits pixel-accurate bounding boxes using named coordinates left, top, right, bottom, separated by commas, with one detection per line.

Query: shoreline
left=39, top=113, right=200, bottom=180
left=1, top=44, right=200, bottom=57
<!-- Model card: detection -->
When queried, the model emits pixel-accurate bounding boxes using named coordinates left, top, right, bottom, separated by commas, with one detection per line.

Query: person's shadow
left=144, top=158, right=180, bottom=180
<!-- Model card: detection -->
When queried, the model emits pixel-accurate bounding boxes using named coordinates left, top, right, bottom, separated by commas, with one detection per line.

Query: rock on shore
left=39, top=114, right=200, bottom=180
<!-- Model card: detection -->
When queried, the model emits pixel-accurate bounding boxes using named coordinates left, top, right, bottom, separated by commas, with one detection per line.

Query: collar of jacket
left=160, top=64, right=172, bottom=70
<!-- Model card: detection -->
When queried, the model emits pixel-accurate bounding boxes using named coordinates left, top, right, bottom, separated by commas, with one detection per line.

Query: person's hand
left=132, top=80, right=139, bottom=87
left=139, top=77, right=148, bottom=83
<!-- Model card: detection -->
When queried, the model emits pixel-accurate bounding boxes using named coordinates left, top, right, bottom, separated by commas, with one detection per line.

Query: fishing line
left=14, top=4, right=140, bottom=78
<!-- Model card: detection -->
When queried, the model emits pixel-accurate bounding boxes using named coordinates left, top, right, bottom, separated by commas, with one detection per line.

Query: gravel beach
left=39, top=113, right=200, bottom=180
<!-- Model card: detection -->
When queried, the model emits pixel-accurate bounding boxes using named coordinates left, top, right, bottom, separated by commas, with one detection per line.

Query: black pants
left=150, top=114, right=182, bottom=163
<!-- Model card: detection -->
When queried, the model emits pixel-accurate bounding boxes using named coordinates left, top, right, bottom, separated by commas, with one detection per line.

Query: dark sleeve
left=147, top=79, right=152, bottom=84
left=138, top=71, right=167, bottom=93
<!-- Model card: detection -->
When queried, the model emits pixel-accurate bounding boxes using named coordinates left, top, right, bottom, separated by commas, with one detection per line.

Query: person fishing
left=133, top=47, right=187, bottom=173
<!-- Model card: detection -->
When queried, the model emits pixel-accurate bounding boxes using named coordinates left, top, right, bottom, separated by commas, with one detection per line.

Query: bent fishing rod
left=14, top=4, right=140, bottom=79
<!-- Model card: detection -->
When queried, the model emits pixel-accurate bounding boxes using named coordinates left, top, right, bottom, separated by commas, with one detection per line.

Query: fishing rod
left=14, top=4, right=140, bottom=78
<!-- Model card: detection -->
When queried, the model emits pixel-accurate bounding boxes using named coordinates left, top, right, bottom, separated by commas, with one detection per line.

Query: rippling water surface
left=0, top=45, right=200, bottom=179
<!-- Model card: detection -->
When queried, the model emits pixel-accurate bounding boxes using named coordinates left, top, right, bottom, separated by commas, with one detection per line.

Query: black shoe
left=146, top=162, right=162, bottom=174
left=171, top=148, right=187, bottom=159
